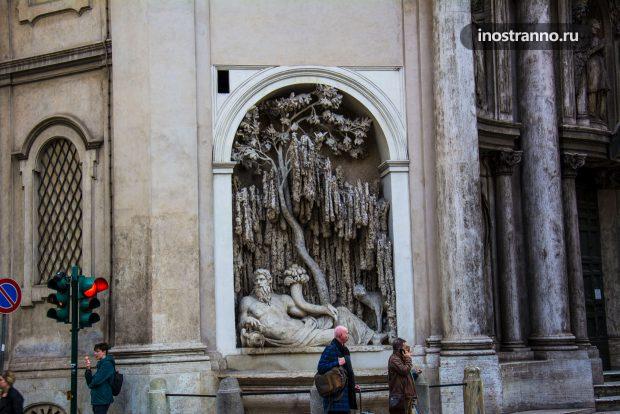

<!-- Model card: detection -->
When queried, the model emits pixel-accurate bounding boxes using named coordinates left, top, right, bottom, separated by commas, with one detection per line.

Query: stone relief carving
left=232, top=85, right=397, bottom=346
left=574, top=2, right=610, bottom=127
left=17, top=0, right=91, bottom=25
left=238, top=267, right=386, bottom=347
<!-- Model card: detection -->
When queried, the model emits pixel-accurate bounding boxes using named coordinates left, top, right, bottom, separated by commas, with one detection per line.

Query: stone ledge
left=0, top=40, right=111, bottom=86
left=234, top=345, right=389, bottom=355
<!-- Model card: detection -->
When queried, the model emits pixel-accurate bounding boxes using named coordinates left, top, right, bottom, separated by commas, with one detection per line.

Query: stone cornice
left=560, top=124, right=610, bottom=160
left=0, top=40, right=111, bottom=86
left=477, top=116, right=521, bottom=151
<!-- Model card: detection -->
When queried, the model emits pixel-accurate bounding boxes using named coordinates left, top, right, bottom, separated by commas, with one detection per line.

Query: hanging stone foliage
left=232, top=84, right=396, bottom=336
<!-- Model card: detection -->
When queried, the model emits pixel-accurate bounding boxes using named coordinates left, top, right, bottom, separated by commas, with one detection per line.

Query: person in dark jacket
left=388, top=338, right=421, bottom=414
left=0, top=370, right=24, bottom=414
left=317, top=325, right=360, bottom=413
left=85, top=342, right=115, bottom=414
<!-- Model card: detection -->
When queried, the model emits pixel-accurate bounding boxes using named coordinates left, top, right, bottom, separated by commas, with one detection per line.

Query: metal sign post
left=70, top=266, right=80, bottom=414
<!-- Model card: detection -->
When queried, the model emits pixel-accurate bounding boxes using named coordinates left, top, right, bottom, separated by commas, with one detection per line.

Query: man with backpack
left=84, top=342, right=117, bottom=414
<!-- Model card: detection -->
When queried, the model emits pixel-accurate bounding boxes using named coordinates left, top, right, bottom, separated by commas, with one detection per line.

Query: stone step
left=604, top=371, right=620, bottom=383
left=509, top=409, right=593, bottom=414
left=596, top=396, right=620, bottom=411
left=596, top=382, right=620, bottom=398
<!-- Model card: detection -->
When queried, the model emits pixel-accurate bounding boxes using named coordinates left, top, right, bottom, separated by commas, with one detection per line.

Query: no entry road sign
left=0, top=278, right=22, bottom=314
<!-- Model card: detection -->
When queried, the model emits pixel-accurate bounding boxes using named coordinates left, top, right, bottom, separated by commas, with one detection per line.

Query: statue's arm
left=288, top=285, right=336, bottom=320
left=286, top=299, right=307, bottom=319
left=238, top=297, right=262, bottom=331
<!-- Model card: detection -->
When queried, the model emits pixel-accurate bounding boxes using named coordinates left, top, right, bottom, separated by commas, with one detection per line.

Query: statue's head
left=353, top=284, right=367, bottom=298
left=253, top=269, right=273, bottom=304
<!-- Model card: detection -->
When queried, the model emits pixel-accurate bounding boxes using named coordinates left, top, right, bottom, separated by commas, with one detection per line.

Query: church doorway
left=577, top=176, right=611, bottom=369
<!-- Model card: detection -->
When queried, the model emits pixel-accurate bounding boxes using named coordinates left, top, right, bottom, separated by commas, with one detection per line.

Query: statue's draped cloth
left=262, top=306, right=375, bottom=347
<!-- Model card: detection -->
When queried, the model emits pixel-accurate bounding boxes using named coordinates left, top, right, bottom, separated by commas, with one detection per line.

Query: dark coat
left=388, top=351, right=417, bottom=414
left=0, top=387, right=24, bottom=414
left=317, top=339, right=358, bottom=412
left=85, top=355, right=115, bottom=406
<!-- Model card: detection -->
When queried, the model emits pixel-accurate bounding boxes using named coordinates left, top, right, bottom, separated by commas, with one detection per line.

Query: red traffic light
left=83, top=277, right=109, bottom=298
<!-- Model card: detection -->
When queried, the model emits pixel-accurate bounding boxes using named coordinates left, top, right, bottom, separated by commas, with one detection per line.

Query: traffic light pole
left=70, top=266, right=80, bottom=414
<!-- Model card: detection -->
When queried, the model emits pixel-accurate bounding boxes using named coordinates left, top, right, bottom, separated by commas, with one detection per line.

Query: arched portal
left=212, top=66, right=413, bottom=355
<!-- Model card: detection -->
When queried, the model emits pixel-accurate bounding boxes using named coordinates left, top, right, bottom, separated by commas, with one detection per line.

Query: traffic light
left=47, top=272, right=70, bottom=323
left=77, top=276, right=108, bottom=328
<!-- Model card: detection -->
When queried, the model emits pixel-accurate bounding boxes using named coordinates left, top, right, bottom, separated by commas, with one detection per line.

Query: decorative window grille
left=36, top=138, right=83, bottom=284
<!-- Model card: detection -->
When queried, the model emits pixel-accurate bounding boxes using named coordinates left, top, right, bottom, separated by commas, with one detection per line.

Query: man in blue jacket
left=84, top=342, right=115, bottom=414
left=317, top=326, right=360, bottom=413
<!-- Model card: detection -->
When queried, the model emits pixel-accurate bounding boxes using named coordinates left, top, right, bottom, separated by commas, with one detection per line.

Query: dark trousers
left=93, top=404, right=110, bottom=414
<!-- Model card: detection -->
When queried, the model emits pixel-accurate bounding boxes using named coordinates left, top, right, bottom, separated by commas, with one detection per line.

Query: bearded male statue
left=238, top=266, right=387, bottom=347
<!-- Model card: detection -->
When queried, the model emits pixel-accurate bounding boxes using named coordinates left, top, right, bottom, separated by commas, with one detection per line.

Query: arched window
left=14, top=116, right=103, bottom=306
left=36, top=138, right=83, bottom=284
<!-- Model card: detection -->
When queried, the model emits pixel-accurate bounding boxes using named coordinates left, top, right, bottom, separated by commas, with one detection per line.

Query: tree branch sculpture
left=233, top=85, right=372, bottom=305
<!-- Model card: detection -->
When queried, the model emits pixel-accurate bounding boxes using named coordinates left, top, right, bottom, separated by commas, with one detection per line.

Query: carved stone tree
left=232, top=85, right=396, bottom=336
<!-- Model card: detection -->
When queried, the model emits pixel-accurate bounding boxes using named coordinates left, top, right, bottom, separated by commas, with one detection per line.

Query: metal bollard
left=415, top=375, right=430, bottom=414
left=463, top=366, right=485, bottom=414
left=216, top=377, right=244, bottom=414
left=309, top=385, right=323, bottom=414
left=148, top=378, right=170, bottom=414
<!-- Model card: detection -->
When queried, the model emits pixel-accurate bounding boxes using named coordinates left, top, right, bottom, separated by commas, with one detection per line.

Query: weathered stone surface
left=561, top=153, right=589, bottom=346
left=439, top=356, right=501, bottom=414
left=432, top=0, right=490, bottom=350
left=491, top=149, right=528, bottom=351
left=500, top=354, right=595, bottom=412
left=148, top=378, right=170, bottom=414
left=517, top=0, right=575, bottom=350
left=217, top=377, right=244, bottom=414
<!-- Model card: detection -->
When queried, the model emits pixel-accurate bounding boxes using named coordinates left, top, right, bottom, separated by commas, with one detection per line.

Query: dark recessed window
left=217, top=70, right=230, bottom=93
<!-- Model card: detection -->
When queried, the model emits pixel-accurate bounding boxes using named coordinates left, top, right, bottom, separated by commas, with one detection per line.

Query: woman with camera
left=388, top=338, right=421, bottom=414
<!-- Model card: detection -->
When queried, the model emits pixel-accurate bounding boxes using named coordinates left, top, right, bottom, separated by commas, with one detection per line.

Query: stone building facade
left=0, top=0, right=618, bottom=413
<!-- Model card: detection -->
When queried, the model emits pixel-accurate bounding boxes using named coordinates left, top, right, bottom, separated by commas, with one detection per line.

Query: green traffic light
left=46, top=272, right=70, bottom=324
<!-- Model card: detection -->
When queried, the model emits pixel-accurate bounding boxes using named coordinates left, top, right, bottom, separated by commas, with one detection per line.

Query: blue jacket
left=317, top=339, right=357, bottom=412
left=85, top=355, right=115, bottom=405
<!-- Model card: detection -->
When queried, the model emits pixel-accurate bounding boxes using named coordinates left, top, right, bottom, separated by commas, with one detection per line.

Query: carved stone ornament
left=562, top=153, right=587, bottom=178
left=232, top=85, right=398, bottom=345
left=238, top=267, right=386, bottom=347
left=17, top=0, right=91, bottom=25
left=490, top=148, right=523, bottom=176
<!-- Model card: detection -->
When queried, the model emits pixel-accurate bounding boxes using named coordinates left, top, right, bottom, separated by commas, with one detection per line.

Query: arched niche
left=13, top=115, right=103, bottom=306
left=212, top=66, right=414, bottom=355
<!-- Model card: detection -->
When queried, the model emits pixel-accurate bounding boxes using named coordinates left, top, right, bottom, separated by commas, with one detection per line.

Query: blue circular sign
left=0, top=278, right=22, bottom=313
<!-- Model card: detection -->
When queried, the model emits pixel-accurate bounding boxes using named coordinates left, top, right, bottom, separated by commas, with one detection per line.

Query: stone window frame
left=14, top=115, right=102, bottom=306
left=212, top=66, right=414, bottom=355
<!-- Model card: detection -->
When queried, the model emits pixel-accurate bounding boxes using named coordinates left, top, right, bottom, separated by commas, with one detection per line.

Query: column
left=490, top=149, right=529, bottom=352
left=433, top=0, right=492, bottom=353
left=562, top=153, right=589, bottom=346
left=517, top=0, right=575, bottom=350
left=433, top=2, right=501, bottom=411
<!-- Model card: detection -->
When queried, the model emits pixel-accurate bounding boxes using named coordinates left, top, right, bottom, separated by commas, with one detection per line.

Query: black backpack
left=110, top=370, right=123, bottom=396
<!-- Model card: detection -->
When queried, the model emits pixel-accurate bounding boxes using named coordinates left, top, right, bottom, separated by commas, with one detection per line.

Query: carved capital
left=562, top=153, right=587, bottom=178
left=490, top=149, right=522, bottom=176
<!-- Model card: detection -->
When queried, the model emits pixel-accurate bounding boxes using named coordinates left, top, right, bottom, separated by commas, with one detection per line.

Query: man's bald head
left=334, top=325, right=349, bottom=345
